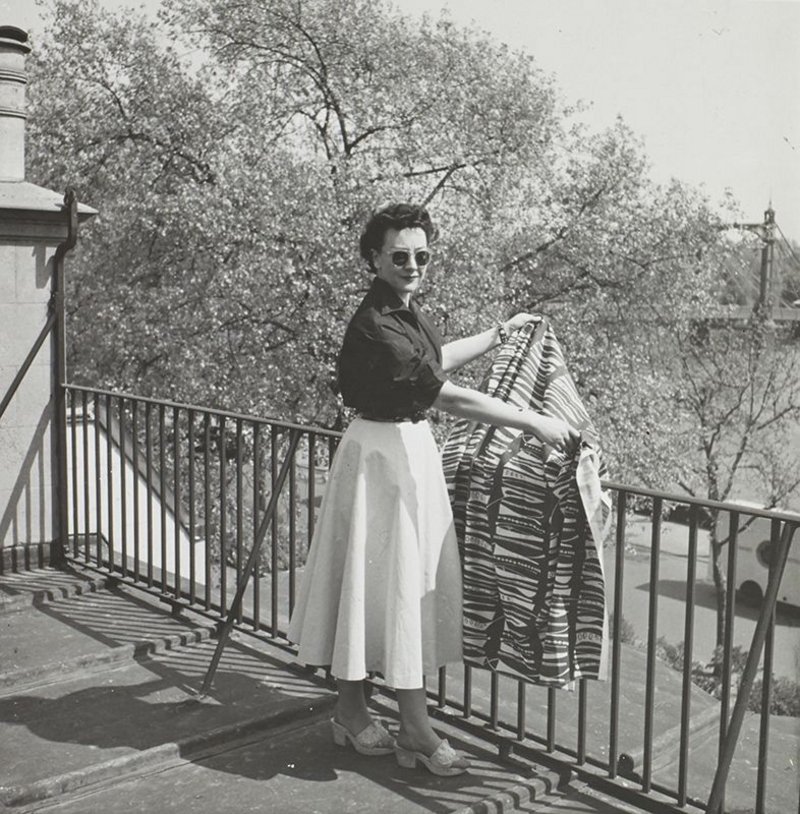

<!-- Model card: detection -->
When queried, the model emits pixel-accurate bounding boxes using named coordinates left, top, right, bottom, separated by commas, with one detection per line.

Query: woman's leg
left=395, top=687, right=443, bottom=754
left=334, top=678, right=373, bottom=734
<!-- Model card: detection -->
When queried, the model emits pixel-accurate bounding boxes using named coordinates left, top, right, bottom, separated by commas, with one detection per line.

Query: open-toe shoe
left=395, top=738, right=469, bottom=776
left=331, top=718, right=395, bottom=756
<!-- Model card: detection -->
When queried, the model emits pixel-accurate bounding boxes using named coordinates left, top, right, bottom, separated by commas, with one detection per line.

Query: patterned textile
left=441, top=318, right=610, bottom=687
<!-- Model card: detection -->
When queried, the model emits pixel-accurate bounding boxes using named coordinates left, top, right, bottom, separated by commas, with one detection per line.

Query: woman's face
left=372, top=227, right=430, bottom=305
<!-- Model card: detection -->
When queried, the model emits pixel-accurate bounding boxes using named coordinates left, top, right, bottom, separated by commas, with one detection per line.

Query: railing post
left=706, top=521, right=798, bottom=813
left=52, top=189, right=79, bottom=566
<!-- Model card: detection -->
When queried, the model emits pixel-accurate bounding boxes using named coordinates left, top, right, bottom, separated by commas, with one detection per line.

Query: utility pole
left=756, top=205, right=776, bottom=319
left=732, top=204, right=776, bottom=322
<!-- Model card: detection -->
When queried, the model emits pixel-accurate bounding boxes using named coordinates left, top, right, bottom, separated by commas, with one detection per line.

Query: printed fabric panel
left=441, top=318, right=611, bottom=687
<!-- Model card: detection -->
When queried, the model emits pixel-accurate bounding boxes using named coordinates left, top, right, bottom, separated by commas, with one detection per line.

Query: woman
left=288, top=203, right=579, bottom=775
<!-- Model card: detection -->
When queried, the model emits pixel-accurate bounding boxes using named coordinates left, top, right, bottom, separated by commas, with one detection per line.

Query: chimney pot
left=0, top=25, right=31, bottom=181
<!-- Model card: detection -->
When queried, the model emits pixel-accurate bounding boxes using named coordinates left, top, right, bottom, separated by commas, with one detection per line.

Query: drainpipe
left=52, top=188, right=79, bottom=564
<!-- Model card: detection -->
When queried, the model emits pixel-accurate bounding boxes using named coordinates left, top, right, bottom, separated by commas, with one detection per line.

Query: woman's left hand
left=503, top=313, right=538, bottom=334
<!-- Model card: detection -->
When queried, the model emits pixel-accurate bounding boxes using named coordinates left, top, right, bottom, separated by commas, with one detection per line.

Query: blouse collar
left=369, top=276, right=418, bottom=316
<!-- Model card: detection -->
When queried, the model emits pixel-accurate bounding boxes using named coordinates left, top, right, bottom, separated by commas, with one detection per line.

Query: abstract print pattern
left=442, top=318, right=610, bottom=687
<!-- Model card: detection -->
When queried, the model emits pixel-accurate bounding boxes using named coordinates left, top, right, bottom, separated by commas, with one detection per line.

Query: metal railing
left=61, top=385, right=799, bottom=814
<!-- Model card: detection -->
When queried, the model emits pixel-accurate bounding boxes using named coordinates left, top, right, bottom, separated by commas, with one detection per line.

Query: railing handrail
left=602, top=479, right=800, bottom=524
left=65, top=383, right=800, bottom=527
left=65, top=383, right=344, bottom=439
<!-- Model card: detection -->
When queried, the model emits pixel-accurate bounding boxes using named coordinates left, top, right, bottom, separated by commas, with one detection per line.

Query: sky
left=3, top=0, right=799, bottom=240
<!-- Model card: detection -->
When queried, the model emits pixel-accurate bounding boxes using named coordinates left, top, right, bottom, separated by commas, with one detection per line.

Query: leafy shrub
left=654, top=639, right=799, bottom=717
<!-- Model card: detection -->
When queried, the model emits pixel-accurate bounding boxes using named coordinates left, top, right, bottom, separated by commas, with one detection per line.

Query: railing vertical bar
left=94, top=393, right=102, bottom=567
left=489, top=671, right=499, bottom=730
left=235, top=418, right=244, bottom=623
left=203, top=414, right=211, bottom=609
left=307, top=433, right=317, bottom=544
left=677, top=506, right=699, bottom=807
left=145, top=402, right=153, bottom=586
left=437, top=666, right=447, bottom=709
left=131, top=400, right=140, bottom=581
left=271, top=425, right=279, bottom=637
left=463, top=664, right=472, bottom=718
left=81, top=390, right=90, bottom=561
left=105, top=393, right=114, bottom=572
left=69, top=389, right=78, bottom=557
left=516, top=681, right=526, bottom=741
left=609, top=490, right=627, bottom=777
left=252, top=423, right=261, bottom=629
left=755, top=603, right=775, bottom=814
left=187, top=409, right=196, bottom=603
left=643, top=496, right=663, bottom=791
left=577, top=678, right=587, bottom=765
left=546, top=687, right=556, bottom=753
left=219, top=415, right=228, bottom=616
left=719, top=511, right=740, bottom=777
left=288, top=434, right=297, bottom=615
left=755, top=520, right=780, bottom=814
left=159, top=403, right=167, bottom=594
left=173, top=405, right=181, bottom=599
left=119, top=397, right=128, bottom=578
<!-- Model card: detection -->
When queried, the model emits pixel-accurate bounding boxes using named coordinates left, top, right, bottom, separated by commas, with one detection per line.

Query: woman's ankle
left=396, top=722, right=441, bottom=754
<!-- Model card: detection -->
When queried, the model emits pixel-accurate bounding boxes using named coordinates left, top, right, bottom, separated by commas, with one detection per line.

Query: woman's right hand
left=524, top=413, right=581, bottom=454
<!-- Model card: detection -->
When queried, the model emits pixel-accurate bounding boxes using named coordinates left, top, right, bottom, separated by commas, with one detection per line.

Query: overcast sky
left=4, top=0, right=799, bottom=240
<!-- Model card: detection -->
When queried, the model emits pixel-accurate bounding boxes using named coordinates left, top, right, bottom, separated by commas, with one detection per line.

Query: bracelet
left=497, top=323, right=509, bottom=345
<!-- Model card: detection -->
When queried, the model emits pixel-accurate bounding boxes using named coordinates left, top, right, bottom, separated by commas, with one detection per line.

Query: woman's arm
left=433, top=380, right=581, bottom=452
left=440, top=313, right=538, bottom=373
left=440, top=327, right=502, bottom=373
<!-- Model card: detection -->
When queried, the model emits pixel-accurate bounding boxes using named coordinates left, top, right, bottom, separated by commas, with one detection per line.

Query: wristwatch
left=497, top=323, right=509, bottom=345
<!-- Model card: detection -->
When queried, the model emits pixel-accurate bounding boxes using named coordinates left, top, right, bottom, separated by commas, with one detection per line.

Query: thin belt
left=358, top=412, right=427, bottom=423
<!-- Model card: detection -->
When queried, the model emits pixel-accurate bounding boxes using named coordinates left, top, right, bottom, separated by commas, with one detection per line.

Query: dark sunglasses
left=386, top=249, right=432, bottom=268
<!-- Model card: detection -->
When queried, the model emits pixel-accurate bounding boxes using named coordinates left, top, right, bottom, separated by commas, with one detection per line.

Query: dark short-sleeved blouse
left=337, top=277, right=448, bottom=419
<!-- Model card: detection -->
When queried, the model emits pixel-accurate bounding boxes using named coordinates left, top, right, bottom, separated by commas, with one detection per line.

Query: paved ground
left=1, top=562, right=798, bottom=813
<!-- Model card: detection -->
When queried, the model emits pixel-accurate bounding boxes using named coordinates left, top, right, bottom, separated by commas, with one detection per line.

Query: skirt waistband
left=358, top=412, right=427, bottom=423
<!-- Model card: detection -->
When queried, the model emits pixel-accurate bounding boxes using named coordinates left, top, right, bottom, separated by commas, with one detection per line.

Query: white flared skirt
left=287, top=417, right=463, bottom=689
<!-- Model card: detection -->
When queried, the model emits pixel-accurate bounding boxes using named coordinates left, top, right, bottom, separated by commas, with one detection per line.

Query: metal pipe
left=173, top=405, right=181, bottom=598
left=642, top=496, right=662, bottom=791
left=52, top=189, right=79, bottom=565
left=577, top=678, right=587, bottom=765
left=677, top=506, right=699, bottom=806
left=609, top=490, right=627, bottom=777
left=106, top=393, right=114, bottom=571
left=120, top=398, right=128, bottom=576
left=188, top=408, right=196, bottom=600
left=69, top=388, right=78, bottom=557
left=706, top=521, right=798, bottom=812
left=81, top=389, right=89, bottom=561
left=235, top=418, right=244, bottom=622
left=516, top=681, right=526, bottom=741
left=271, top=425, right=279, bottom=636
left=132, top=399, right=140, bottom=580
left=755, top=520, right=780, bottom=814
left=252, top=423, right=261, bottom=628
left=199, top=428, right=302, bottom=695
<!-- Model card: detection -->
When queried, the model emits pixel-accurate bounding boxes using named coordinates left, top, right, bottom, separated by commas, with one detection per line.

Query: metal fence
left=63, top=384, right=799, bottom=814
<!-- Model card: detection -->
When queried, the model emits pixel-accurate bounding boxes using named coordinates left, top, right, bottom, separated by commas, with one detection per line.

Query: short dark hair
left=359, top=203, right=438, bottom=272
